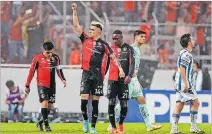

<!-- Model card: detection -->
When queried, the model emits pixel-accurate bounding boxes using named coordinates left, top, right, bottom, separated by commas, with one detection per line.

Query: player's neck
left=93, top=35, right=101, bottom=41
left=185, top=47, right=192, bottom=52
left=134, top=41, right=141, bottom=48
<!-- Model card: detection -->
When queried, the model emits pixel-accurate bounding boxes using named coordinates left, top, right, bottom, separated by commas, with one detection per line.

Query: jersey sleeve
left=25, top=56, right=38, bottom=87
left=128, top=46, right=135, bottom=78
left=55, top=55, right=66, bottom=81
left=79, top=32, right=88, bottom=43
left=104, top=42, right=113, bottom=56
left=180, top=53, right=191, bottom=68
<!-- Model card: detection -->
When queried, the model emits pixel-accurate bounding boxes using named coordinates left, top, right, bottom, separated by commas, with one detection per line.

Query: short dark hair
left=180, top=33, right=191, bottom=48
left=6, top=80, right=14, bottom=88
left=113, top=30, right=122, bottom=35
left=134, top=30, right=146, bottom=38
left=43, top=42, right=54, bottom=51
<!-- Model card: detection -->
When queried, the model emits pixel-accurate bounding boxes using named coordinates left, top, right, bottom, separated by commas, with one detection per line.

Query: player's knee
left=48, top=103, right=54, bottom=110
left=92, top=100, right=99, bottom=113
left=41, top=100, right=48, bottom=108
left=92, top=95, right=100, bottom=100
left=192, top=99, right=200, bottom=108
left=109, top=98, right=116, bottom=106
left=108, top=98, right=116, bottom=114
left=81, top=94, right=89, bottom=100
left=137, top=96, right=146, bottom=104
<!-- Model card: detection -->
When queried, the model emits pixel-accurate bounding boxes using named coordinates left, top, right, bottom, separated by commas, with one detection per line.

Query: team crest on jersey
left=123, top=48, right=127, bottom=51
left=118, top=48, right=121, bottom=53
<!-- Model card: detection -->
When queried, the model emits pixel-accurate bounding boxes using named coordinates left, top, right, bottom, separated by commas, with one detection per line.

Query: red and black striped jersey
left=79, top=32, right=113, bottom=79
left=108, top=43, right=135, bottom=81
left=25, top=53, right=66, bottom=88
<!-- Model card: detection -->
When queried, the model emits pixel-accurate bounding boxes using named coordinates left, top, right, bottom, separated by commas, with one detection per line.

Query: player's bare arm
left=72, top=3, right=83, bottom=36
left=110, top=54, right=125, bottom=78
left=179, top=66, right=188, bottom=93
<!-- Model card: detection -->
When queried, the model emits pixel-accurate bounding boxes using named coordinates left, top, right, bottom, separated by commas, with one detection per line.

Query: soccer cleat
left=36, top=121, right=44, bottom=131
left=147, top=124, right=162, bottom=132
left=82, top=120, right=89, bottom=133
left=170, top=128, right=183, bottom=134
left=110, top=128, right=118, bottom=134
left=45, top=126, right=52, bottom=132
left=90, top=127, right=97, bottom=134
left=190, top=127, right=205, bottom=134
left=118, top=124, right=124, bottom=133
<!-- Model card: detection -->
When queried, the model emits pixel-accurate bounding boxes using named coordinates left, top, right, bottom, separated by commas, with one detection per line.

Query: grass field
left=0, top=123, right=211, bottom=134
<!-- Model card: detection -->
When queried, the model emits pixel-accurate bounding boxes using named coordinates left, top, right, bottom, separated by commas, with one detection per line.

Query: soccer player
left=25, top=42, right=66, bottom=132
left=108, top=30, right=162, bottom=132
left=170, top=33, right=204, bottom=134
left=107, top=30, right=135, bottom=133
left=71, top=3, right=125, bottom=134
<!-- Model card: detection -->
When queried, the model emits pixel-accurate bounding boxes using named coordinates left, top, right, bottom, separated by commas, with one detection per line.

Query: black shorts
left=37, top=86, right=56, bottom=103
left=80, top=70, right=104, bottom=96
left=107, top=80, right=129, bottom=100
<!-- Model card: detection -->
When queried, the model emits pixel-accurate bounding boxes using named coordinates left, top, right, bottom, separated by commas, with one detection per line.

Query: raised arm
left=72, top=3, right=83, bottom=36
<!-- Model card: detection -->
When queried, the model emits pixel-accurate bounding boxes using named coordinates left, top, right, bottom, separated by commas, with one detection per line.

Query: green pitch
left=0, top=123, right=211, bottom=134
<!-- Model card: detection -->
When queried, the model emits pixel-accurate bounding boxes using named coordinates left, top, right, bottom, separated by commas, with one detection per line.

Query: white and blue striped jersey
left=131, top=43, right=140, bottom=75
left=175, top=49, right=194, bottom=91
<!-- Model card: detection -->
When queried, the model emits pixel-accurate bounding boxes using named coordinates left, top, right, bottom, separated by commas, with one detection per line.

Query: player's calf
left=118, top=100, right=128, bottom=133
left=108, top=98, right=117, bottom=129
left=91, top=100, right=99, bottom=130
left=81, top=99, right=89, bottom=132
left=190, top=99, right=204, bottom=133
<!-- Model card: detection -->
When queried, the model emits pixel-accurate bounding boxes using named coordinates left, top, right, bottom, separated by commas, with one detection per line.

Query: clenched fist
left=71, top=3, right=77, bottom=10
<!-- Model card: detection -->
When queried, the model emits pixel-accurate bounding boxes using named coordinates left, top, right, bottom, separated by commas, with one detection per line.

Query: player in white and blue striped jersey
left=171, top=33, right=204, bottom=134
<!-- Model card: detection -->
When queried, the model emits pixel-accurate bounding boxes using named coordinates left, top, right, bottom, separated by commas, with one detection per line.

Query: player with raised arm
left=107, top=30, right=135, bottom=133
left=170, top=33, right=204, bottom=134
left=71, top=3, right=125, bottom=134
left=25, top=42, right=66, bottom=132
left=108, top=30, right=162, bottom=132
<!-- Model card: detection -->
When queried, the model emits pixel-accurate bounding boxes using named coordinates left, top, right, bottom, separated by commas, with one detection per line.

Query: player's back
left=175, top=49, right=194, bottom=91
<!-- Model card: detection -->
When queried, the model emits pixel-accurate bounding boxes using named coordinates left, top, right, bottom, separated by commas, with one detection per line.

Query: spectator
left=123, top=1, right=136, bottom=22
left=157, top=44, right=168, bottom=67
left=5, top=80, right=27, bottom=123
left=193, top=61, right=203, bottom=91
left=0, top=2, right=12, bottom=48
left=202, top=68, right=211, bottom=90
left=69, top=42, right=81, bottom=65
left=6, top=10, right=28, bottom=64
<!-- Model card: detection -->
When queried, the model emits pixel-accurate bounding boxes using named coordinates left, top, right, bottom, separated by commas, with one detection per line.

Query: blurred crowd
left=1, top=1, right=211, bottom=68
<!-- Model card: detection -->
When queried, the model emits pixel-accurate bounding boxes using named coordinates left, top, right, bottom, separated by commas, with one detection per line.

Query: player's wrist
left=25, top=85, right=29, bottom=88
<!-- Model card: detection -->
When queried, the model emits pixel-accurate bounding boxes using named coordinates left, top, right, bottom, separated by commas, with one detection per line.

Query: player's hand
left=183, top=82, right=188, bottom=93
left=5, top=100, right=11, bottom=104
left=63, top=80, right=67, bottom=87
left=124, top=76, right=131, bottom=84
left=119, top=68, right=125, bottom=78
left=18, top=100, right=24, bottom=105
left=71, top=3, right=77, bottom=10
left=24, top=87, right=30, bottom=95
